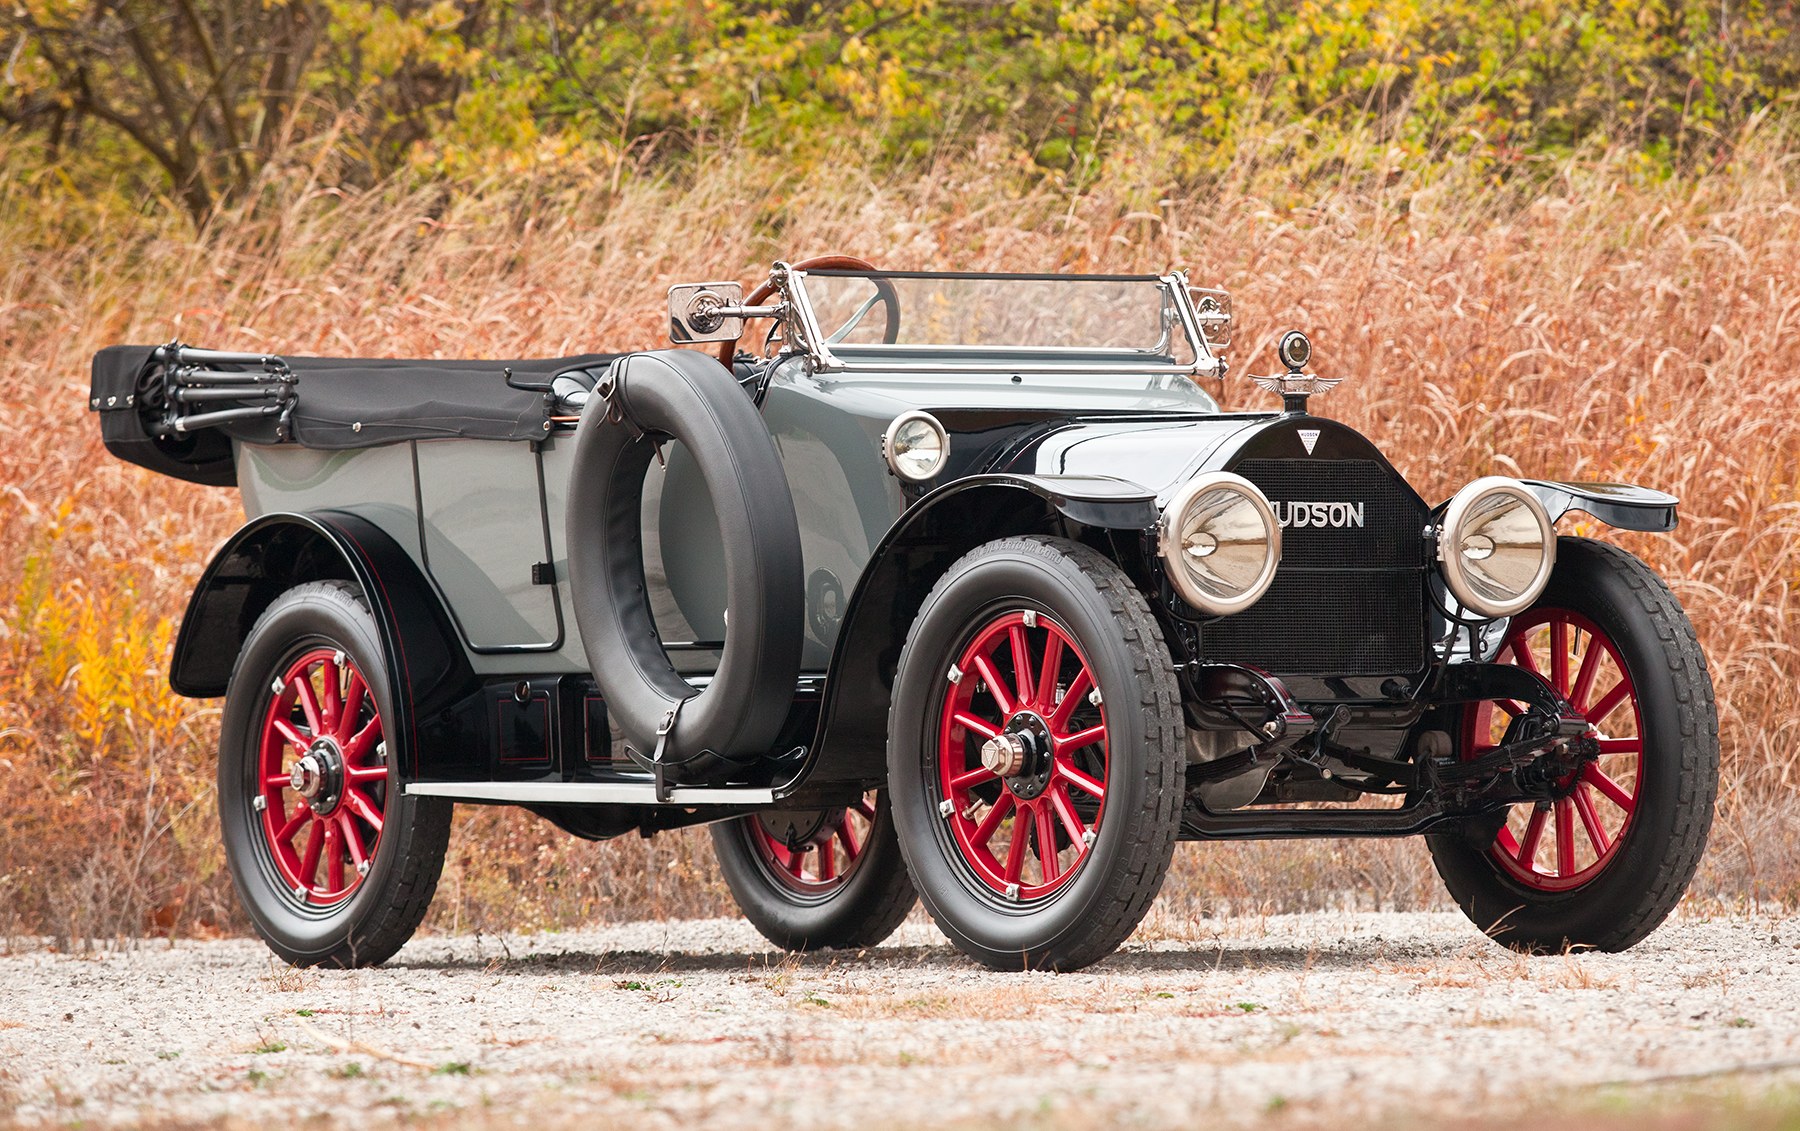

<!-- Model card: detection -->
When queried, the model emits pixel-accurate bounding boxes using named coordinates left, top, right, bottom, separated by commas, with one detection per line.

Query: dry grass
left=1, top=117, right=1797, bottom=940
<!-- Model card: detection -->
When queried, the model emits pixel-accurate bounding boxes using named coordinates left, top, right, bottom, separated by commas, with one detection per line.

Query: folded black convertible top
left=90, top=345, right=620, bottom=486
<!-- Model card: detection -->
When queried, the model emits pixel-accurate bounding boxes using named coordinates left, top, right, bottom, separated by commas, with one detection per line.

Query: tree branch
left=173, top=0, right=255, bottom=187
left=256, top=2, right=320, bottom=159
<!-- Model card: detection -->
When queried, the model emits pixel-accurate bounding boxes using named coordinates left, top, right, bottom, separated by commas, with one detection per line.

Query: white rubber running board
left=405, top=780, right=777, bottom=806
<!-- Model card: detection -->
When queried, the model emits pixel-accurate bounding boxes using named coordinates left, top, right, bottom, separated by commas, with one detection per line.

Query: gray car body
left=234, top=354, right=1237, bottom=679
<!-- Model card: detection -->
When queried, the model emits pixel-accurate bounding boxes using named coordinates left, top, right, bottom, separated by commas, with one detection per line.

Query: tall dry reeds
left=2, top=122, right=1797, bottom=940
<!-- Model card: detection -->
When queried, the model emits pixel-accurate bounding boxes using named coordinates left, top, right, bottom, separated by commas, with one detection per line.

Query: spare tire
left=566, top=349, right=804, bottom=783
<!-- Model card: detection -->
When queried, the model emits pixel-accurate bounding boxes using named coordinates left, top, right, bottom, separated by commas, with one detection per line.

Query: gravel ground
left=4, top=910, right=1800, bottom=1129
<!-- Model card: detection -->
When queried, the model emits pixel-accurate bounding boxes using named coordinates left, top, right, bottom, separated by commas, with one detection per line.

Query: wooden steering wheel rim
left=718, top=254, right=883, bottom=367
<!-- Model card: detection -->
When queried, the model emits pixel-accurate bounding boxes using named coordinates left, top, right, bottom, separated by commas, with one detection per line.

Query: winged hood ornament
left=1251, top=371, right=1343, bottom=397
left=1252, top=331, right=1340, bottom=410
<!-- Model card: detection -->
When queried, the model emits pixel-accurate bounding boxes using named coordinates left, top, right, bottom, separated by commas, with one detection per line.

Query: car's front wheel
left=218, top=581, right=451, bottom=968
left=888, top=536, right=1184, bottom=971
left=710, top=791, right=916, bottom=951
left=1427, top=538, right=1718, bottom=952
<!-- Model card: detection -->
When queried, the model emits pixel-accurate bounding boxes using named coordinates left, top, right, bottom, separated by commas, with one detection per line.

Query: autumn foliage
left=2, top=2, right=1799, bottom=940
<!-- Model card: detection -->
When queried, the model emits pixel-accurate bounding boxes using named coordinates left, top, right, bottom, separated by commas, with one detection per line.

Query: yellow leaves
left=432, top=75, right=544, bottom=177
left=420, top=2, right=1800, bottom=184
left=13, top=0, right=92, bottom=29
left=62, top=589, right=161, bottom=752
left=840, top=35, right=873, bottom=66
left=876, top=57, right=916, bottom=120
left=323, top=0, right=477, bottom=80
left=6, top=540, right=189, bottom=772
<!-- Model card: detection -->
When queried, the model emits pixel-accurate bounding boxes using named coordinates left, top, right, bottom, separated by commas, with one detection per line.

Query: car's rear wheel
left=710, top=790, right=916, bottom=950
left=888, top=536, right=1183, bottom=971
left=1428, top=538, right=1718, bottom=952
left=219, top=581, right=451, bottom=968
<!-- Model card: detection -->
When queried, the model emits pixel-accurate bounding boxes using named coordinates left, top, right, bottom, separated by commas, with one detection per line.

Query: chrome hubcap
left=291, top=739, right=344, bottom=813
left=980, top=733, right=1028, bottom=777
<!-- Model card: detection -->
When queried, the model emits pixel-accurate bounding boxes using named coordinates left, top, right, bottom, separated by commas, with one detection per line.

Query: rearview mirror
left=1191, top=287, right=1232, bottom=350
left=668, top=282, right=746, bottom=344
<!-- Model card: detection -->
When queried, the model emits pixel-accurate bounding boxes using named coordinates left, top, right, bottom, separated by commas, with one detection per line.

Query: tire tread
left=894, top=535, right=1183, bottom=971
left=227, top=580, right=451, bottom=969
left=710, top=797, right=917, bottom=952
left=1429, top=538, right=1718, bottom=952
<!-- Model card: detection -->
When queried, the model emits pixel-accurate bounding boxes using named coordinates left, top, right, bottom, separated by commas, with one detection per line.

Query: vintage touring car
left=89, top=255, right=1717, bottom=971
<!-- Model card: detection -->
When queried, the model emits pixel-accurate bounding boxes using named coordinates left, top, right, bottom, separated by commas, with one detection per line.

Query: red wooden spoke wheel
left=219, top=581, right=451, bottom=968
left=714, top=788, right=916, bottom=951
left=889, top=536, right=1183, bottom=970
left=936, top=610, right=1108, bottom=901
left=746, top=794, right=879, bottom=893
left=1465, top=608, right=1642, bottom=892
left=1429, top=539, right=1716, bottom=955
left=256, top=648, right=389, bottom=904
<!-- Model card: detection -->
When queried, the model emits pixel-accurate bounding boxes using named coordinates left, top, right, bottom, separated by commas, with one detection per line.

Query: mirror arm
left=710, top=303, right=784, bottom=321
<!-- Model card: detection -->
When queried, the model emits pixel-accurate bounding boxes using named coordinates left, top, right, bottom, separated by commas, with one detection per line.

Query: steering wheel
left=719, top=254, right=901, bottom=367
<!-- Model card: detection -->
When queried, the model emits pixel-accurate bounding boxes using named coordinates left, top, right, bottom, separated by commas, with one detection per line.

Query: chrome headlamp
left=1159, top=472, right=1281, bottom=615
left=883, top=411, right=949, bottom=482
left=1437, top=477, right=1556, bottom=618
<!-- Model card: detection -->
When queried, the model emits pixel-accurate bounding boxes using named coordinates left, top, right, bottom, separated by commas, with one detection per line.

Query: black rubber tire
left=888, top=536, right=1184, bottom=972
left=218, top=581, right=452, bottom=968
left=565, top=349, right=804, bottom=780
left=1427, top=538, right=1719, bottom=953
left=710, top=791, right=917, bottom=951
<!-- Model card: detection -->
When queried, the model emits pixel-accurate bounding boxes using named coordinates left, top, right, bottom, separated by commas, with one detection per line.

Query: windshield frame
left=781, top=267, right=1224, bottom=378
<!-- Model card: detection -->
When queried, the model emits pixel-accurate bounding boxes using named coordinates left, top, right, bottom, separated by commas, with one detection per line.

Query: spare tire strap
left=652, top=703, right=681, bottom=802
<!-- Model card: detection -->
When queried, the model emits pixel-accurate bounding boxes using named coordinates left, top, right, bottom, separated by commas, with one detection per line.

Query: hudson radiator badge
left=1272, top=501, right=1366, bottom=529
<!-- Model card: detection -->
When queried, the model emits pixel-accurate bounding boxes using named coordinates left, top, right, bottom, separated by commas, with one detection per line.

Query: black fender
left=783, top=473, right=1157, bottom=792
left=169, top=510, right=475, bottom=780
left=1521, top=480, right=1678, bottom=532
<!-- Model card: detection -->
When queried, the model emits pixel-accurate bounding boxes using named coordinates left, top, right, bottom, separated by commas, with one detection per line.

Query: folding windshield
left=787, top=269, right=1223, bottom=376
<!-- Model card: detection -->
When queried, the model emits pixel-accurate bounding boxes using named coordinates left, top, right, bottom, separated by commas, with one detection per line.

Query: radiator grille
left=1199, top=458, right=1429, bottom=676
